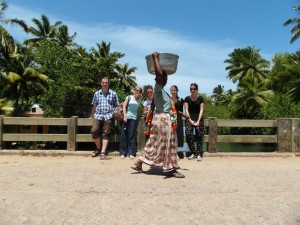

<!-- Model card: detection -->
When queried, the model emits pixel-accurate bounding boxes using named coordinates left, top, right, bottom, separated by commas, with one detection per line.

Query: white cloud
left=5, top=4, right=238, bottom=96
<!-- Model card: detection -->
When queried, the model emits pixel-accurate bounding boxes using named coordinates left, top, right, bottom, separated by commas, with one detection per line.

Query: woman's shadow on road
left=131, top=165, right=189, bottom=179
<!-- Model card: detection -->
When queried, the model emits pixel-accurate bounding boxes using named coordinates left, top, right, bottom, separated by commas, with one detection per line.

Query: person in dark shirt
left=184, top=83, right=205, bottom=161
left=170, top=85, right=185, bottom=159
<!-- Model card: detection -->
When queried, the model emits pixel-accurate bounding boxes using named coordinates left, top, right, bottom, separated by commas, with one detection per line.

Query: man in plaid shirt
left=90, top=77, right=119, bottom=159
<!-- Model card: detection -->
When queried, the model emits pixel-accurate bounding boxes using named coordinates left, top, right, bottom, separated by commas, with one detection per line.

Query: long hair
left=170, top=85, right=179, bottom=98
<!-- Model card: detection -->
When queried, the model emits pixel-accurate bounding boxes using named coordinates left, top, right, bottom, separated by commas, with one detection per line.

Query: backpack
left=113, top=96, right=131, bottom=121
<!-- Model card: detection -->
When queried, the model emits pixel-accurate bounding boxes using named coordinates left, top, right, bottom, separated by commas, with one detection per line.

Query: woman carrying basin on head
left=132, top=52, right=185, bottom=178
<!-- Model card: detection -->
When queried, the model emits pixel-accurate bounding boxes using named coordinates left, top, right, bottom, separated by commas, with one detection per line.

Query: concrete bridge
left=0, top=153, right=299, bottom=225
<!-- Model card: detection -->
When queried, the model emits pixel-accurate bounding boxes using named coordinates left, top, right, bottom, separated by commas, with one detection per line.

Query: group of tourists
left=90, top=52, right=205, bottom=178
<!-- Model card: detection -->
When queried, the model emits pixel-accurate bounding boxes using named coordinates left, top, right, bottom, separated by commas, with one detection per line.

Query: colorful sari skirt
left=139, top=113, right=179, bottom=172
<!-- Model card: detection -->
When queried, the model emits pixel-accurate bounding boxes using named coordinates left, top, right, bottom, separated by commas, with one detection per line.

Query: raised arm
left=152, top=52, right=163, bottom=76
left=152, top=52, right=167, bottom=86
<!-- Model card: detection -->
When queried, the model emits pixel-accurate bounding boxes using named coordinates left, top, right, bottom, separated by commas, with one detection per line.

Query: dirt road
left=0, top=154, right=299, bottom=225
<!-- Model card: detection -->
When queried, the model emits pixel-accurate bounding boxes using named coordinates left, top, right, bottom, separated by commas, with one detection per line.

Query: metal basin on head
left=145, top=53, right=179, bottom=75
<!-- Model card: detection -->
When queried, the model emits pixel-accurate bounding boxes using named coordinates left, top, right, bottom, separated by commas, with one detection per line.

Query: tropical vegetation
left=0, top=1, right=299, bottom=122
left=0, top=1, right=136, bottom=118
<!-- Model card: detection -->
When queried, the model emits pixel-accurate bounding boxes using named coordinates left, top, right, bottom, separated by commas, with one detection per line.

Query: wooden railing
left=0, top=116, right=299, bottom=152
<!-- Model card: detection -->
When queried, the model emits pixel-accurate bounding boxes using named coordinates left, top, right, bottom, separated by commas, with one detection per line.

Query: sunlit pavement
left=0, top=153, right=299, bottom=225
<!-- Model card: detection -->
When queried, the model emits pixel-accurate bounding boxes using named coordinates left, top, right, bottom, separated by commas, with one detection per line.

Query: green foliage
left=254, top=93, right=300, bottom=135
left=204, top=103, right=232, bottom=119
left=0, top=42, right=50, bottom=115
left=113, top=63, right=137, bottom=93
left=205, top=103, right=232, bottom=134
left=231, top=78, right=274, bottom=119
left=39, top=83, right=64, bottom=117
left=34, top=41, right=125, bottom=117
left=269, top=52, right=300, bottom=102
left=0, top=97, right=14, bottom=115
left=258, top=93, right=300, bottom=119
left=223, top=46, right=275, bottom=119
left=284, top=5, right=300, bottom=44
left=224, top=46, right=270, bottom=84
left=35, top=41, right=95, bottom=117
left=2, top=1, right=300, bottom=122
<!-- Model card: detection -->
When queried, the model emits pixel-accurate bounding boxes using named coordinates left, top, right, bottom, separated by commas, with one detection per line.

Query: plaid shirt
left=92, top=89, right=119, bottom=120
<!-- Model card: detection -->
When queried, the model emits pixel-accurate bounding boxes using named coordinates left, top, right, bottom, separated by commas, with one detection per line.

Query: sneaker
left=197, top=155, right=202, bottom=161
left=188, top=154, right=195, bottom=160
left=129, top=155, right=135, bottom=159
left=120, top=155, right=125, bottom=159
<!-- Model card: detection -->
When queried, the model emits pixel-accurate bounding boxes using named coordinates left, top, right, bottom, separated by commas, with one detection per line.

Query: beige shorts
left=91, top=119, right=112, bottom=140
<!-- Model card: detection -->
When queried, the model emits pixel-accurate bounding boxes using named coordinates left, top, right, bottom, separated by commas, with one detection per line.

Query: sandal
left=168, top=170, right=185, bottom=178
left=131, top=166, right=142, bottom=172
left=91, top=150, right=100, bottom=157
left=131, top=161, right=142, bottom=172
left=99, top=153, right=106, bottom=160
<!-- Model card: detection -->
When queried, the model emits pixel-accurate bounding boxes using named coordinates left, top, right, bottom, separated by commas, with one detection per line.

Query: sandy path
left=0, top=155, right=299, bottom=225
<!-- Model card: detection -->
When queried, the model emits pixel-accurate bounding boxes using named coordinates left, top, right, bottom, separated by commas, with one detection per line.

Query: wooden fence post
left=294, top=119, right=300, bottom=153
left=67, top=116, right=78, bottom=151
left=0, top=116, right=3, bottom=150
left=208, top=117, right=217, bottom=153
left=277, top=118, right=293, bottom=152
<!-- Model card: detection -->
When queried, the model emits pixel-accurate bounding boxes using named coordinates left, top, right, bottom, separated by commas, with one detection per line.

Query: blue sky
left=3, top=0, right=299, bottom=98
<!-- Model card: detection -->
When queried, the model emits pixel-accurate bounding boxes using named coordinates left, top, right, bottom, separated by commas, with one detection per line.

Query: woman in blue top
left=132, top=52, right=185, bottom=178
left=119, top=86, right=142, bottom=159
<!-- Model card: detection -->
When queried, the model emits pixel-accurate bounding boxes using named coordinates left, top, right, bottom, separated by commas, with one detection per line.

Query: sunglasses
left=135, top=90, right=141, bottom=92
left=147, top=91, right=153, bottom=94
left=190, top=88, right=197, bottom=91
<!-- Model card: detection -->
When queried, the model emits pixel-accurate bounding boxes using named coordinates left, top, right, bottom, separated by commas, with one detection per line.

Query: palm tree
left=269, top=52, right=300, bottom=102
left=0, top=97, right=13, bottom=115
left=282, top=59, right=300, bottom=102
left=284, top=5, right=300, bottom=44
left=218, top=89, right=234, bottom=106
left=56, top=25, right=77, bottom=50
left=23, top=14, right=62, bottom=46
left=232, top=76, right=274, bottom=118
left=90, top=41, right=124, bottom=62
left=224, top=46, right=270, bottom=85
left=0, top=1, right=27, bottom=52
left=91, top=41, right=111, bottom=59
left=1, top=44, right=50, bottom=115
left=89, top=41, right=125, bottom=83
left=211, top=84, right=224, bottom=104
left=114, top=63, right=137, bottom=93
